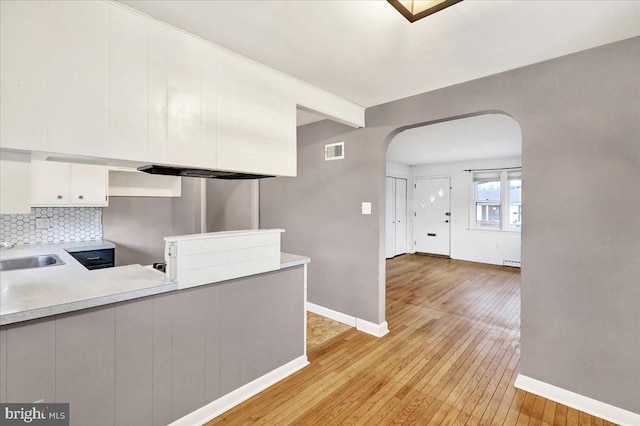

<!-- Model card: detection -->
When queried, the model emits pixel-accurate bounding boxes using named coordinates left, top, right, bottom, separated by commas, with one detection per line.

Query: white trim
left=303, top=264, right=308, bottom=357
left=356, top=319, right=390, bottom=338
left=514, top=374, right=640, bottom=426
left=306, top=302, right=390, bottom=337
left=169, top=355, right=309, bottom=426
left=306, top=302, right=356, bottom=327
left=250, top=180, right=260, bottom=229
left=200, top=179, right=207, bottom=233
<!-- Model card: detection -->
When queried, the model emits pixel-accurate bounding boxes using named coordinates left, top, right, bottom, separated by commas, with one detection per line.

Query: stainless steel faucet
left=0, top=241, right=15, bottom=249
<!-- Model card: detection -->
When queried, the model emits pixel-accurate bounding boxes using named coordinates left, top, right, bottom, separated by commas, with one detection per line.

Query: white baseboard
left=170, top=355, right=309, bottom=426
left=306, top=302, right=390, bottom=338
left=306, top=301, right=356, bottom=327
left=356, top=319, right=390, bottom=338
left=514, top=374, right=640, bottom=426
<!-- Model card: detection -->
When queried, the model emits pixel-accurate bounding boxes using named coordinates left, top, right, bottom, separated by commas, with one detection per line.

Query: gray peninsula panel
left=0, top=265, right=307, bottom=425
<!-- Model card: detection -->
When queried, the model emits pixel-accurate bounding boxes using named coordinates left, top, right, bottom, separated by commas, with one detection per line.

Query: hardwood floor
left=206, top=254, right=615, bottom=425
left=307, top=311, right=353, bottom=352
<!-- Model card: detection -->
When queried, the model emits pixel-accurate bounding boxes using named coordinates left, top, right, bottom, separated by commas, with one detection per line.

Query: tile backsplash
left=0, top=207, right=103, bottom=245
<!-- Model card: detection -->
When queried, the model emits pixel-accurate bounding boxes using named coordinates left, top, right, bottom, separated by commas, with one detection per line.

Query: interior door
left=385, top=177, right=395, bottom=259
left=414, top=177, right=450, bottom=256
left=394, top=178, right=407, bottom=256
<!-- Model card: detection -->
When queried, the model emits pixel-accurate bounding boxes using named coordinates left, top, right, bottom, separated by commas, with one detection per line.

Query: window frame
left=469, top=168, right=522, bottom=232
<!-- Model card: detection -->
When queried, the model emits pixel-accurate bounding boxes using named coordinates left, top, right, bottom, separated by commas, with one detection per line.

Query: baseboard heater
left=416, top=252, right=451, bottom=259
left=503, top=259, right=521, bottom=268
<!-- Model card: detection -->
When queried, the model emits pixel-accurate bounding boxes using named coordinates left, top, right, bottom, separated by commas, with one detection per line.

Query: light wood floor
left=206, top=254, right=615, bottom=425
left=307, top=311, right=353, bottom=352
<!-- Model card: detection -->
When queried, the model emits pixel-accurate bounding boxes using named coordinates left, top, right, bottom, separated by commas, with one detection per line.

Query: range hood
left=137, top=165, right=274, bottom=180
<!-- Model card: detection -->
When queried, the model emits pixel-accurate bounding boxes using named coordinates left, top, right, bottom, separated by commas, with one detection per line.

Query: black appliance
left=68, top=248, right=115, bottom=270
left=152, top=262, right=166, bottom=273
left=137, top=165, right=274, bottom=180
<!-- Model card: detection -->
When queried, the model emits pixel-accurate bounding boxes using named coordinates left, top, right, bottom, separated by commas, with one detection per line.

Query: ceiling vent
left=325, top=142, right=344, bottom=161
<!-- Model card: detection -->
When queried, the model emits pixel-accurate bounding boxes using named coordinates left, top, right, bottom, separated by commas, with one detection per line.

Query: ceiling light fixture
left=387, top=0, right=463, bottom=23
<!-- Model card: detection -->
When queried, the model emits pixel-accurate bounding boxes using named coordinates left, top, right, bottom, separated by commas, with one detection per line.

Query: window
left=471, top=169, right=522, bottom=231
left=507, top=170, right=522, bottom=229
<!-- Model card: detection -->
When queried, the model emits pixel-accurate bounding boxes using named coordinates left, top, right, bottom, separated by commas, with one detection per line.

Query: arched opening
left=385, top=113, right=522, bottom=262
left=380, top=113, right=523, bottom=395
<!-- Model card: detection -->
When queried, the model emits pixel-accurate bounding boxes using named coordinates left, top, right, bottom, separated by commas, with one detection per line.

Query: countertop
left=0, top=240, right=309, bottom=326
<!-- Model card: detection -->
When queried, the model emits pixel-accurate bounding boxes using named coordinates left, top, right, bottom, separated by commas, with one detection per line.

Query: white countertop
left=0, top=240, right=176, bottom=326
left=0, top=240, right=309, bottom=326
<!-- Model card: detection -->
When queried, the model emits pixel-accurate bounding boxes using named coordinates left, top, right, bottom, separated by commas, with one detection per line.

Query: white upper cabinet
left=166, top=32, right=217, bottom=169
left=0, top=1, right=364, bottom=176
left=0, top=153, right=32, bottom=215
left=31, top=161, right=71, bottom=206
left=48, top=1, right=109, bottom=158
left=146, top=21, right=170, bottom=165
left=70, top=164, right=109, bottom=206
left=217, top=52, right=296, bottom=177
left=108, top=5, right=148, bottom=161
left=0, top=1, right=48, bottom=152
left=31, top=161, right=108, bottom=207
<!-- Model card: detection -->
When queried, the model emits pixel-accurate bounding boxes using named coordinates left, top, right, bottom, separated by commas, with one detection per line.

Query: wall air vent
left=325, top=142, right=344, bottom=161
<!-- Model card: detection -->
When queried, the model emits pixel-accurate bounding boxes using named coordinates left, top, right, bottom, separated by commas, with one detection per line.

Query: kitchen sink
left=0, top=254, right=65, bottom=272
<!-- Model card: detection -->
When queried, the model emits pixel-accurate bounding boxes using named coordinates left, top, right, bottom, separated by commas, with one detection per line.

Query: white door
left=414, top=177, right=451, bottom=256
left=394, top=178, right=407, bottom=256
left=385, top=177, right=395, bottom=259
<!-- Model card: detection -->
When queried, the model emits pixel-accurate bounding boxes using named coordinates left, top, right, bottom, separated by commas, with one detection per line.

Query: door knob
left=57, top=195, right=62, bottom=199
left=445, top=220, right=449, bottom=223
left=78, top=195, right=84, bottom=200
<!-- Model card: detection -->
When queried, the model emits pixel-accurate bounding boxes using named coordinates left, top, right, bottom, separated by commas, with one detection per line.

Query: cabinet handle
left=57, top=195, right=63, bottom=199
left=78, top=195, right=84, bottom=200
left=86, top=257, right=102, bottom=261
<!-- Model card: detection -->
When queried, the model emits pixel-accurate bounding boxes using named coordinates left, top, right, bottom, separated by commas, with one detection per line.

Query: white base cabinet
left=31, top=161, right=108, bottom=207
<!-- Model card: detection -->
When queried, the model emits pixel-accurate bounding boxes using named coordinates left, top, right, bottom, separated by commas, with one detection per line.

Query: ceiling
left=387, top=114, right=521, bottom=165
left=119, top=0, right=640, bottom=108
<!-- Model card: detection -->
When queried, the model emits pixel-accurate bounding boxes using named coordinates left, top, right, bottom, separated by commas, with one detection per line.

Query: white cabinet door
left=0, top=1, right=47, bottom=152
left=0, top=153, right=32, bottom=215
left=31, top=162, right=71, bottom=206
left=147, top=21, right=170, bottom=165
left=31, top=161, right=107, bottom=207
left=48, top=1, right=108, bottom=158
left=217, top=51, right=296, bottom=176
left=108, top=4, right=147, bottom=161
left=167, top=32, right=204, bottom=167
left=70, top=164, right=108, bottom=206
left=200, top=45, right=217, bottom=169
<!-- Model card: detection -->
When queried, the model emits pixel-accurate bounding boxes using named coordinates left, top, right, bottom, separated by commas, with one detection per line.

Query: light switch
left=361, top=202, right=372, bottom=215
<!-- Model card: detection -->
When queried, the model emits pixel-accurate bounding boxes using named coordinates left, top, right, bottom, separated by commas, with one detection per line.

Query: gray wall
left=262, top=36, right=640, bottom=413
left=102, top=197, right=172, bottom=266
left=104, top=177, right=255, bottom=265
left=103, top=178, right=203, bottom=265
left=261, top=121, right=382, bottom=323
left=206, top=180, right=254, bottom=232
